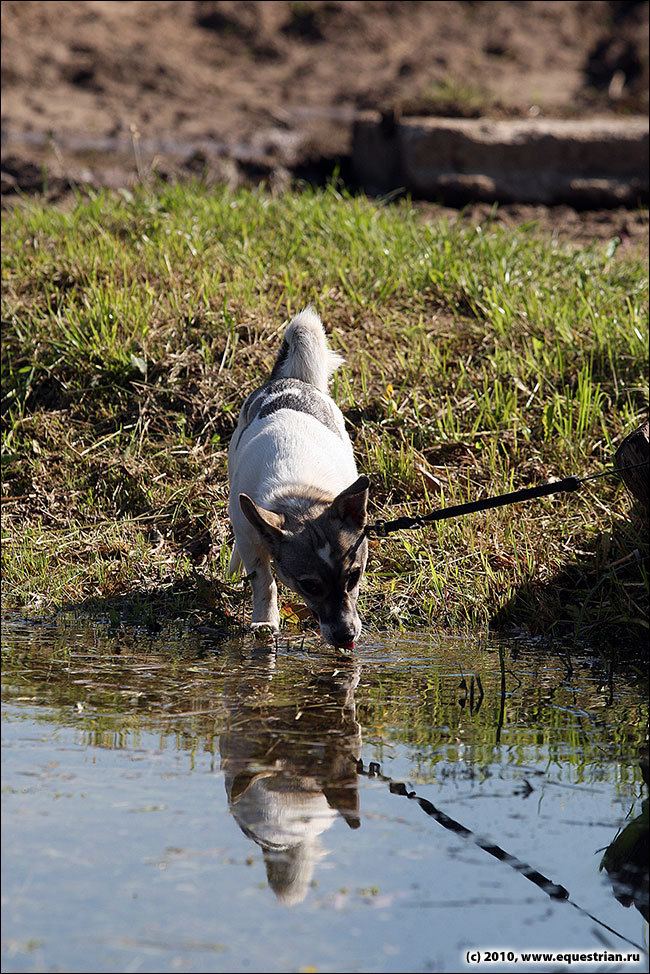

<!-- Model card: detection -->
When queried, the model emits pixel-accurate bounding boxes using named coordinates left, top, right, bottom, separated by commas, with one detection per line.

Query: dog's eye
left=347, top=568, right=362, bottom=591
left=299, top=578, right=321, bottom=597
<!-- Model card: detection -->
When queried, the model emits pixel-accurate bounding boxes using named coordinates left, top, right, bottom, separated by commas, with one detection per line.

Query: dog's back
left=229, top=309, right=356, bottom=505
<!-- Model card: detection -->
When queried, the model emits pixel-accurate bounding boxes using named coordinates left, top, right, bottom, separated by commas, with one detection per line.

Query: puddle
left=1, top=108, right=357, bottom=173
left=1, top=614, right=648, bottom=973
left=1, top=127, right=269, bottom=166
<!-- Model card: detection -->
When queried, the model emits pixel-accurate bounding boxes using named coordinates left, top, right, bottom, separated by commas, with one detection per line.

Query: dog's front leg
left=242, top=548, right=281, bottom=631
left=250, top=560, right=281, bottom=631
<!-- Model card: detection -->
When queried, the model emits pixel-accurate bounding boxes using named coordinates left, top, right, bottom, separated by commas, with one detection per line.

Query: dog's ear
left=239, top=494, right=286, bottom=549
left=331, top=476, right=369, bottom=528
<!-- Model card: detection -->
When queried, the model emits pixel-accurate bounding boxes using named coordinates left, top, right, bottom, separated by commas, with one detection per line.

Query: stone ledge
left=352, top=113, right=649, bottom=206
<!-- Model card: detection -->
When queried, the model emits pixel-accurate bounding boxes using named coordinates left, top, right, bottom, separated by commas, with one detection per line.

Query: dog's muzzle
left=318, top=614, right=361, bottom=650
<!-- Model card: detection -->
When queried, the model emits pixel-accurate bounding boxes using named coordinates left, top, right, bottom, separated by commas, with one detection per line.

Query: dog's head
left=239, top=476, right=369, bottom=648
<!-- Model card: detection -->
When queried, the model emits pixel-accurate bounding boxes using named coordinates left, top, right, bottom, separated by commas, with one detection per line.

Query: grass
left=1, top=180, right=648, bottom=651
left=403, top=75, right=497, bottom=117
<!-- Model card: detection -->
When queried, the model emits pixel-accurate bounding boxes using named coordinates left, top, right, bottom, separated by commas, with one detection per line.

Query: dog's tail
left=270, top=308, right=344, bottom=392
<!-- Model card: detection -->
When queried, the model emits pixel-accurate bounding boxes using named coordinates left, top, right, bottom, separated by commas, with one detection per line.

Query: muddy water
left=1, top=614, right=648, bottom=974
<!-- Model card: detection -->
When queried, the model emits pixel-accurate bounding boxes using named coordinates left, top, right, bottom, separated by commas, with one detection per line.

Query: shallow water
left=1, top=614, right=648, bottom=974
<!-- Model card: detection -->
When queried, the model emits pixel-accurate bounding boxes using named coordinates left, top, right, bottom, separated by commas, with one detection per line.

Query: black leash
left=366, top=461, right=649, bottom=538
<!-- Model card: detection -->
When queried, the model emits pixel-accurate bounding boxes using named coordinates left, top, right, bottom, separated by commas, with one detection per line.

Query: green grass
left=404, top=75, right=497, bottom=117
left=1, top=181, right=648, bottom=650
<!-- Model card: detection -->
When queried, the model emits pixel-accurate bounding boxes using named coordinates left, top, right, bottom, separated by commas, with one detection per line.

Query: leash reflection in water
left=220, top=636, right=647, bottom=951
left=220, top=644, right=362, bottom=904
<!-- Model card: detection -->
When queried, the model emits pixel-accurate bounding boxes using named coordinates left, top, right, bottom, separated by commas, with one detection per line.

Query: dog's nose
left=327, top=624, right=357, bottom=649
left=318, top=610, right=361, bottom=649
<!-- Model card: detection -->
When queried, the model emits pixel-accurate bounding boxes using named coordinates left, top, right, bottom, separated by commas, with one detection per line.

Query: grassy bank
left=1, top=182, right=648, bottom=650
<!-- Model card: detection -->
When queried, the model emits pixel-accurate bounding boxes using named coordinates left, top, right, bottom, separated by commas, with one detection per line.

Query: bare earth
left=1, top=0, right=649, bottom=240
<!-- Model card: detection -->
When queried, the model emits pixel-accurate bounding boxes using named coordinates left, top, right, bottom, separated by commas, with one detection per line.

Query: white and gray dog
left=228, top=308, right=369, bottom=648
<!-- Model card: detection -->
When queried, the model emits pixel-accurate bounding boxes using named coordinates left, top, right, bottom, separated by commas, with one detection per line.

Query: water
left=2, top=614, right=648, bottom=974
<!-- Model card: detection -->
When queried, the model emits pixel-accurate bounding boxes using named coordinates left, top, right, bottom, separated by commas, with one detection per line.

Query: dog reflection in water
left=220, top=647, right=362, bottom=904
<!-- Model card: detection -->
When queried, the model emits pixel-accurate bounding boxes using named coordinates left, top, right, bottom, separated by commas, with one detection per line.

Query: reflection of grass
left=2, top=623, right=647, bottom=793
left=359, top=669, right=647, bottom=787
left=1, top=182, right=648, bottom=647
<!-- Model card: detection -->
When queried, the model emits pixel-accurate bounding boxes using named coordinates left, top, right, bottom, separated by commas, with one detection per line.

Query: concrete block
left=352, top=113, right=649, bottom=205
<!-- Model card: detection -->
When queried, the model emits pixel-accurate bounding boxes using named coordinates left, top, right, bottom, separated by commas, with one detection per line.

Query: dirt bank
left=1, top=1, right=648, bottom=238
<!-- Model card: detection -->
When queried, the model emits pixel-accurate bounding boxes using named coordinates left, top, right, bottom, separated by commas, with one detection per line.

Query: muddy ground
left=1, top=1, right=649, bottom=241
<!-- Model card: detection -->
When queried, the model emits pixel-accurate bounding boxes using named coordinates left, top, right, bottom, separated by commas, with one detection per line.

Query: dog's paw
left=249, top=622, right=279, bottom=636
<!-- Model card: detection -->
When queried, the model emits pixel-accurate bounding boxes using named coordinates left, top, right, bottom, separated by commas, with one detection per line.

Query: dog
left=228, top=308, right=369, bottom=648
